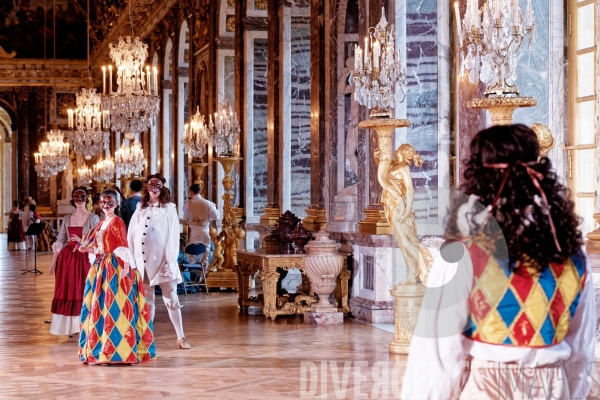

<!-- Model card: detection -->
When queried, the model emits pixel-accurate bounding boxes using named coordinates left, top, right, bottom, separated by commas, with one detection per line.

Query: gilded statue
left=374, top=144, right=433, bottom=284
left=531, top=123, right=555, bottom=157
left=221, top=213, right=246, bottom=270
left=208, top=227, right=225, bottom=272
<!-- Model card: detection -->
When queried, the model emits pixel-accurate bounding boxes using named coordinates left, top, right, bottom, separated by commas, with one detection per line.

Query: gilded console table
left=235, top=250, right=351, bottom=320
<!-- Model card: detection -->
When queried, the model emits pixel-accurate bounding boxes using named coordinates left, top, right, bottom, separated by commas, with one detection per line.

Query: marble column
left=261, top=0, right=283, bottom=226
left=28, top=90, right=39, bottom=202
left=16, top=87, right=30, bottom=202
left=302, top=0, right=328, bottom=231
left=234, top=0, right=247, bottom=212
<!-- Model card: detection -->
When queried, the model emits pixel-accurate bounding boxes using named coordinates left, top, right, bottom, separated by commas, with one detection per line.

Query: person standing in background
left=121, top=179, right=143, bottom=230
left=7, top=200, right=25, bottom=250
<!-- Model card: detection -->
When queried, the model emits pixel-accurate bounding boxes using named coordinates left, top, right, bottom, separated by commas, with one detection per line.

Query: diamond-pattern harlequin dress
left=78, top=217, right=156, bottom=365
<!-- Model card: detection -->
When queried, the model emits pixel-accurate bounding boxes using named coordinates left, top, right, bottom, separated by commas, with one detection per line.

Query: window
left=567, top=0, right=598, bottom=236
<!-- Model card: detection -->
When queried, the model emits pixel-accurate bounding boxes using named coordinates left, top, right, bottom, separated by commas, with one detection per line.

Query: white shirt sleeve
left=165, top=206, right=180, bottom=268
left=563, top=260, right=596, bottom=399
left=401, top=248, right=473, bottom=400
left=210, top=202, right=220, bottom=222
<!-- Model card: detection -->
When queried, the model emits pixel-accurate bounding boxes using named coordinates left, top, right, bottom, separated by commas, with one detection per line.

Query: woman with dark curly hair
left=49, top=187, right=99, bottom=337
left=402, top=125, right=595, bottom=399
left=127, top=173, right=190, bottom=349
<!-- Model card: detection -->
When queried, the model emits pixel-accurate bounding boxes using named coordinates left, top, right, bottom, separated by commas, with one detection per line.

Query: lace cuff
left=87, top=253, right=97, bottom=265
left=113, top=247, right=137, bottom=269
left=52, top=242, right=64, bottom=255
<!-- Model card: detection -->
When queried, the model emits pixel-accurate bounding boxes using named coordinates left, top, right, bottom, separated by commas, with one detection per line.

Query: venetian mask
left=73, top=190, right=87, bottom=204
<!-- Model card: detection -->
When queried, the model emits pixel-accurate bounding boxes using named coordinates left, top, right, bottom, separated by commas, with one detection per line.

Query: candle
left=364, top=36, right=369, bottom=66
left=475, top=0, right=481, bottom=27
left=102, top=66, right=106, bottom=95
left=146, top=66, right=151, bottom=95
left=67, top=109, right=72, bottom=128
left=153, top=67, right=158, bottom=94
left=108, top=65, right=113, bottom=94
left=354, top=45, right=359, bottom=69
left=356, top=47, right=363, bottom=70
left=454, top=2, right=462, bottom=39
left=494, top=0, right=500, bottom=21
left=373, top=40, right=380, bottom=69
left=184, top=123, right=189, bottom=137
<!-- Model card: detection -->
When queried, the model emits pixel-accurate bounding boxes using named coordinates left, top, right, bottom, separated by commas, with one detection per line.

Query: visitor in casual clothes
left=7, top=200, right=25, bottom=250
left=182, top=183, right=219, bottom=263
left=49, top=187, right=100, bottom=337
left=127, top=173, right=191, bottom=349
left=121, top=179, right=143, bottom=230
left=401, top=124, right=595, bottom=399
left=78, top=188, right=156, bottom=365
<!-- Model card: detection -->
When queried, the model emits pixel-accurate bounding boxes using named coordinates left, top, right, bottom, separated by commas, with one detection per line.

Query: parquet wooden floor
left=0, top=235, right=403, bottom=399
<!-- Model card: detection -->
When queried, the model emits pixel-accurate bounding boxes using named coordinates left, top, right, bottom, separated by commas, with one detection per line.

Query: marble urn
left=303, top=230, right=344, bottom=312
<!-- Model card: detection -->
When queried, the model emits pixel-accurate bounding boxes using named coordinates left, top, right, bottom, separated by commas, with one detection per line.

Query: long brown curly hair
left=445, top=124, right=583, bottom=271
left=141, top=173, right=171, bottom=208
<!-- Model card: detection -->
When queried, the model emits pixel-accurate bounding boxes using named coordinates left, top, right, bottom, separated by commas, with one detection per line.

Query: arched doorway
left=0, top=106, right=14, bottom=232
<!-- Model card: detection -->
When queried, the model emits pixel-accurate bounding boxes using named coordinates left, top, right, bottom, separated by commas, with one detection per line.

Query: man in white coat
left=127, top=174, right=191, bottom=349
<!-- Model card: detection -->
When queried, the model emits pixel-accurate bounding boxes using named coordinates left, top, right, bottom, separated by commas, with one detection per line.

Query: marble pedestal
left=327, top=187, right=359, bottom=232
left=389, top=284, right=426, bottom=354
left=304, top=310, right=344, bottom=325
left=330, top=233, right=400, bottom=324
left=57, top=199, right=76, bottom=216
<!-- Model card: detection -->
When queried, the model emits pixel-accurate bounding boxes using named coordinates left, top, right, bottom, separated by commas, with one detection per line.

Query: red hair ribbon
left=482, top=161, right=562, bottom=253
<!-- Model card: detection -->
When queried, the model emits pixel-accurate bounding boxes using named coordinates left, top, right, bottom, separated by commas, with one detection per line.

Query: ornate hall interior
left=0, top=0, right=599, bottom=398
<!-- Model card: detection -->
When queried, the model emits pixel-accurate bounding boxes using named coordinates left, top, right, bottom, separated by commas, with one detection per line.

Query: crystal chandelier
left=78, top=164, right=94, bottom=186
left=101, top=36, right=160, bottom=140
left=352, top=7, right=407, bottom=117
left=67, top=89, right=109, bottom=160
left=115, top=138, right=145, bottom=177
left=209, top=99, right=240, bottom=157
left=457, top=0, right=536, bottom=96
left=183, top=106, right=209, bottom=159
left=34, top=129, right=70, bottom=180
left=93, top=149, right=116, bottom=183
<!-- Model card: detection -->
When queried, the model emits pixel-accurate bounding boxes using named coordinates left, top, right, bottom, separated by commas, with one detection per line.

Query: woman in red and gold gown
left=78, top=188, right=156, bottom=365
left=49, top=187, right=99, bottom=337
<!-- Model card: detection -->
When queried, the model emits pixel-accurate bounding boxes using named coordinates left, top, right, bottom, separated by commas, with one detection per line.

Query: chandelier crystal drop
left=209, top=99, right=240, bottom=157
left=78, top=164, right=94, bottom=186
left=457, top=0, right=536, bottom=96
left=183, top=106, right=209, bottom=159
left=34, top=129, right=70, bottom=180
left=352, top=7, right=407, bottom=117
left=66, top=88, right=108, bottom=160
left=115, top=139, right=145, bottom=177
left=93, top=149, right=116, bottom=184
left=101, top=36, right=160, bottom=138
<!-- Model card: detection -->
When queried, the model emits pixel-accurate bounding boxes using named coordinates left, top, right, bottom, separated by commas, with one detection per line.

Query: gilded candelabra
left=206, top=156, right=245, bottom=290
left=185, top=162, right=208, bottom=192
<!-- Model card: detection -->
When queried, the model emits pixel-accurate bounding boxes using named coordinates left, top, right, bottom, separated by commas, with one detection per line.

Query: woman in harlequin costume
left=78, top=188, right=156, bottom=365
left=401, top=125, right=595, bottom=399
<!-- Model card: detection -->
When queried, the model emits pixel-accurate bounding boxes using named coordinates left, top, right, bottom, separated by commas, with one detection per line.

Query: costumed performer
left=49, top=187, right=100, bottom=337
left=7, top=200, right=26, bottom=250
left=78, top=188, right=156, bottom=365
left=127, top=173, right=191, bottom=349
left=401, top=124, right=595, bottom=399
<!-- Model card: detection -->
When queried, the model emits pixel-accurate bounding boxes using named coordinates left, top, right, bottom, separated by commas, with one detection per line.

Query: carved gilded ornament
left=467, top=96, right=537, bottom=126
left=0, top=46, right=16, bottom=58
left=226, top=16, right=235, bottom=32
left=531, top=123, right=555, bottom=157
left=227, top=0, right=235, bottom=6
left=254, top=0, right=268, bottom=10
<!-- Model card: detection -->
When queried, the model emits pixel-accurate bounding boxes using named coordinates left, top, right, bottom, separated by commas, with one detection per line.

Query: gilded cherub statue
left=374, top=144, right=433, bottom=284
left=221, top=213, right=246, bottom=270
left=208, top=227, right=225, bottom=272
